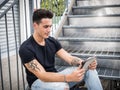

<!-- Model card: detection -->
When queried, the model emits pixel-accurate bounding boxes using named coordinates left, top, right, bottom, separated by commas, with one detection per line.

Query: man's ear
left=33, top=22, right=38, bottom=29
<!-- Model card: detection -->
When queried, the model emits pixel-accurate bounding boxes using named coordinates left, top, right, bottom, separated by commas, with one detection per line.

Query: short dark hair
left=33, top=9, right=53, bottom=24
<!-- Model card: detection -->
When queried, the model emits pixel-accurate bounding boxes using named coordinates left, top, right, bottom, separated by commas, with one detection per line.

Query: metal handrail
left=0, top=0, right=9, bottom=9
left=0, top=0, right=18, bottom=18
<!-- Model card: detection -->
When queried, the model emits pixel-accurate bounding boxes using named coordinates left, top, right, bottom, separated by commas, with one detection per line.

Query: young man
left=19, top=9, right=103, bottom=90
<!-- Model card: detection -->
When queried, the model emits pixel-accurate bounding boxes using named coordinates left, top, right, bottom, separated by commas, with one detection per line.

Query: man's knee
left=50, top=82, right=69, bottom=90
left=31, top=81, right=69, bottom=90
left=86, top=70, right=98, bottom=76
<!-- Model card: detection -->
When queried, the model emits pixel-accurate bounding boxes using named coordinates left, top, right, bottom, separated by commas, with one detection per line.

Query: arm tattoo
left=28, top=61, right=41, bottom=72
left=71, top=57, right=81, bottom=66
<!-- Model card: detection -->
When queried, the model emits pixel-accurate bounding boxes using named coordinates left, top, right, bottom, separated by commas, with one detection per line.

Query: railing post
left=12, top=6, right=20, bottom=90
left=5, top=13, right=12, bottom=90
left=0, top=45, right=4, bottom=90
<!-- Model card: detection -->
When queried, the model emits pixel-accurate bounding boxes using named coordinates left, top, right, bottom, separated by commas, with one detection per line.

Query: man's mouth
left=45, top=33, right=50, bottom=36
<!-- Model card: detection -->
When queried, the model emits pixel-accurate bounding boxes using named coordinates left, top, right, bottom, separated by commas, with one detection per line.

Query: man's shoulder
left=19, top=36, right=33, bottom=50
left=47, top=36, right=58, bottom=43
left=48, top=36, right=56, bottom=40
left=47, top=36, right=62, bottom=50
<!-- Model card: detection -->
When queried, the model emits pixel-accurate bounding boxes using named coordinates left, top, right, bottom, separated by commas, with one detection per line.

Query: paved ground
left=0, top=55, right=27, bottom=90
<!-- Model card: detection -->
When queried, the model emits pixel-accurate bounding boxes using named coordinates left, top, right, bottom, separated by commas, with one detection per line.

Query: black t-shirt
left=19, top=35, right=62, bottom=87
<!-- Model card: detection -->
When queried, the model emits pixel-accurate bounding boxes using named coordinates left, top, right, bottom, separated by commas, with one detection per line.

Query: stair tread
left=76, top=0, right=120, bottom=7
left=97, top=68, right=120, bottom=79
left=61, top=45, right=120, bottom=59
left=55, top=66, right=120, bottom=79
left=63, top=25, right=120, bottom=28
left=70, top=52, right=120, bottom=59
left=73, top=4, right=120, bottom=8
left=58, top=37, right=120, bottom=42
left=68, top=14, right=120, bottom=17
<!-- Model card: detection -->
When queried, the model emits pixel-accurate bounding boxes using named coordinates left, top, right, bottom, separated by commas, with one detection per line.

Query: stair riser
left=76, top=0, right=120, bottom=6
left=62, top=28, right=120, bottom=37
left=60, top=41, right=120, bottom=52
left=68, top=16, right=120, bottom=26
left=72, top=7, right=120, bottom=15
left=97, top=59, right=120, bottom=70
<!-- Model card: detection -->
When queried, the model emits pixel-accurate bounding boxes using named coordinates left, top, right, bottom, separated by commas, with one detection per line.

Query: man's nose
left=47, top=27, right=51, bottom=31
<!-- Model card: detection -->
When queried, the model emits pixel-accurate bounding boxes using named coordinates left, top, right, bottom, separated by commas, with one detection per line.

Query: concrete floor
left=0, top=55, right=27, bottom=90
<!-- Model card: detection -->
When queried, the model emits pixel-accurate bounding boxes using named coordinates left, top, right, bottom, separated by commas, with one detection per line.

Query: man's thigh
left=31, top=79, right=69, bottom=90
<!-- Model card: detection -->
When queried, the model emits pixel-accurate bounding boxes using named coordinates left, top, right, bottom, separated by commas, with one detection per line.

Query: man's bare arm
left=27, top=60, right=42, bottom=72
left=25, top=59, right=84, bottom=82
left=25, top=59, right=69, bottom=82
left=25, top=59, right=45, bottom=73
left=56, top=48, right=83, bottom=66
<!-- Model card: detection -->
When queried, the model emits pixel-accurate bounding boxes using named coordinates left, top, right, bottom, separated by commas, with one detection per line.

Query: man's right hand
left=66, top=67, right=85, bottom=82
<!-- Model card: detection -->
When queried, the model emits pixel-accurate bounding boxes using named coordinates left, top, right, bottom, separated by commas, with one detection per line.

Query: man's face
left=34, top=18, right=52, bottom=39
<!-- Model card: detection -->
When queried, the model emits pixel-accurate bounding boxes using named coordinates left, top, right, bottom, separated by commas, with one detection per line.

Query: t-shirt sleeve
left=19, top=45, right=35, bottom=64
left=55, top=39, right=62, bottom=52
left=50, top=37, right=62, bottom=52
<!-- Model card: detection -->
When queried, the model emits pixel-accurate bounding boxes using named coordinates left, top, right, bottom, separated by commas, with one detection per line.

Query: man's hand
left=88, top=60, right=97, bottom=70
left=67, top=67, right=85, bottom=82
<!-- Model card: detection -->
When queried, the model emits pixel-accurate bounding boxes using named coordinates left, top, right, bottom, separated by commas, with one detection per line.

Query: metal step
left=55, top=66, right=120, bottom=80
left=70, top=52, right=120, bottom=59
left=58, top=37, right=120, bottom=42
left=59, top=26, right=120, bottom=42
left=67, top=15, right=120, bottom=27
left=63, top=25, right=120, bottom=29
left=62, top=26, right=120, bottom=37
left=59, top=41, right=120, bottom=59
left=55, top=56, right=120, bottom=70
left=73, top=4, right=120, bottom=8
left=72, top=5, right=120, bottom=15
left=76, top=0, right=120, bottom=7
left=97, top=67, right=120, bottom=80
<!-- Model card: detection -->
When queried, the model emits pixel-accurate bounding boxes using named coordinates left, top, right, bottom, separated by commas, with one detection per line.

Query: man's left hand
left=88, top=60, right=97, bottom=70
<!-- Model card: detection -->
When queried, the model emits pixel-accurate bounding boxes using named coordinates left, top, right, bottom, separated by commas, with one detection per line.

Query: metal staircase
left=56, top=0, right=120, bottom=89
left=0, top=0, right=15, bottom=17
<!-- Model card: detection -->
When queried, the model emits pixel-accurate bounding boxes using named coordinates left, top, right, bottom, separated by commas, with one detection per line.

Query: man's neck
left=33, top=33, right=45, bottom=46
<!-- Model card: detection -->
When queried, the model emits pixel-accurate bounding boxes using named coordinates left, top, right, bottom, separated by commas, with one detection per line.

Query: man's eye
left=43, top=25, right=52, bottom=28
left=44, top=26, right=48, bottom=28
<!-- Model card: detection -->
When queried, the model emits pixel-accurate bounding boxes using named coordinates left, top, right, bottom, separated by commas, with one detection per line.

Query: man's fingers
left=77, top=64, right=82, bottom=70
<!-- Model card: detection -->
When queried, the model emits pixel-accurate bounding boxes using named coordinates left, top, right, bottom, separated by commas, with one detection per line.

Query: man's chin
left=44, top=36, right=49, bottom=39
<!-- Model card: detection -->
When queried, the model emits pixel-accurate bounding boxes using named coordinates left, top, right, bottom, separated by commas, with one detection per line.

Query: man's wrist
left=64, top=75, right=67, bottom=82
left=71, top=57, right=82, bottom=66
left=64, top=75, right=71, bottom=82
